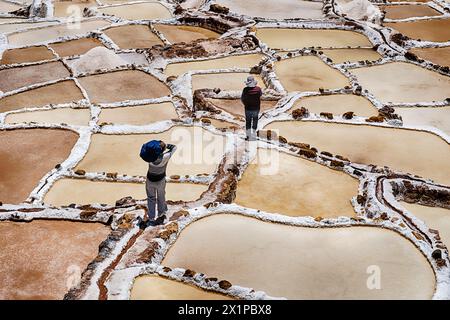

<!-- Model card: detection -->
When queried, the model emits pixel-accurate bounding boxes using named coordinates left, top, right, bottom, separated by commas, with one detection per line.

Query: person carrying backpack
left=139, top=140, right=177, bottom=228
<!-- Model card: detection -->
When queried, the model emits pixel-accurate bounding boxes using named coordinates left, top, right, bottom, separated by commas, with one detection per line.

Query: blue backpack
left=140, top=140, right=162, bottom=163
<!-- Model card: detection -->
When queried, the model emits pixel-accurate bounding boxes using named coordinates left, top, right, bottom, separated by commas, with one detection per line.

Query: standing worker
left=241, top=76, right=263, bottom=141
left=139, top=140, right=177, bottom=228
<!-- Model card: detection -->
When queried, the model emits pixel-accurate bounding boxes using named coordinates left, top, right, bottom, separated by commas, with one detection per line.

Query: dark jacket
left=241, top=86, right=262, bottom=111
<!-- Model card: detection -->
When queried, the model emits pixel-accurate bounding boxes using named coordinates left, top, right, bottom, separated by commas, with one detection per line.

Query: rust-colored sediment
left=0, top=128, right=79, bottom=204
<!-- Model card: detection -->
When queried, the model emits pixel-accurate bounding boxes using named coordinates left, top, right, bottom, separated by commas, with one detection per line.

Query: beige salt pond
left=0, top=80, right=84, bottom=112
left=97, top=2, right=173, bottom=20
left=165, top=54, right=264, bottom=77
left=205, top=98, right=277, bottom=117
left=290, top=94, right=377, bottom=117
left=75, top=126, right=226, bottom=176
left=78, top=70, right=170, bottom=104
left=49, top=38, right=105, bottom=57
left=163, top=214, right=435, bottom=299
left=381, top=4, right=441, bottom=20
left=409, top=47, right=450, bottom=67
left=235, top=149, right=357, bottom=218
left=0, top=21, right=58, bottom=34
left=7, top=19, right=110, bottom=46
left=216, top=0, right=323, bottom=19
left=394, top=107, right=450, bottom=136
left=44, top=179, right=207, bottom=206
left=385, top=19, right=450, bottom=42
left=192, top=72, right=265, bottom=91
left=401, top=202, right=450, bottom=250
left=0, top=46, right=55, bottom=65
left=0, top=0, right=21, bottom=12
left=275, top=56, right=350, bottom=92
left=104, top=25, right=163, bottom=50
left=154, top=24, right=220, bottom=44
left=53, top=0, right=96, bottom=18
left=99, top=102, right=178, bottom=125
left=256, top=28, right=372, bottom=50
left=266, top=121, right=450, bottom=186
left=131, top=276, right=233, bottom=300
left=0, top=220, right=109, bottom=299
left=351, top=62, right=450, bottom=103
left=322, top=48, right=382, bottom=64
left=5, top=108, right=91, bottom=126
left=0, top=61, right=69, bottom=93
left=0, top=129, right=78, bottom=204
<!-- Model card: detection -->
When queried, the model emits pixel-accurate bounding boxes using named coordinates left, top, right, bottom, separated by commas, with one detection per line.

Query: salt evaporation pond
left=191, top=72, right=265, bottom=91
left=0, top=129, right=78, bottom=204
left=409, top=47, right=450, bottom=67
left=235, top=149, right=358, bottom=218
left=163, top=214, right=435, bottom=299
left=381, top=4, right=441, bottom=19
left=266, top=121, right=450, bottom=185
left=0, top=21, right=58, bottom=34
left=0, top=46, right=54, bottom=65
left=97, top=2, right=173, bottom=20
left=394, top=107, right=450, bottom=136
left=154, top=24, right=220, bottom=44
left=205, top=98, right=277, bottom=117
left=0, top=220, right=109, bottom=299
left=44, top=180, right=207, bottom=206
left=5, top=108, right=91, bottom=126
left=321, top=48, right=381, bottom=64
left=104, top=25, right=163, bottom=49
left=385, top=19, right=450, bottom=42
left=53, top=0, right=96, bottom=18
left=49, top=38, right=105, bottom=57
left=131, top=276, right=233, bottom=300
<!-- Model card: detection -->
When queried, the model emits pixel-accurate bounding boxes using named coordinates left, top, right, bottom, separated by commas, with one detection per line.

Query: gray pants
left=146, top=178, right=168, bottom=220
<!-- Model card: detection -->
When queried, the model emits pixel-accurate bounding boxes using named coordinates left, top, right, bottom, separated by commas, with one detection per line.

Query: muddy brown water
left=165, top=54, right=264, bottom=77
left=0, top=46, right=55, bottom=65
left=205, top=98, right=277, bottom=117
left=5, top=108, right=91, bottom=126
left=401, top=202, right=450, bottom=250
left=0, top=220, right=110, bottom=299
left=0, top=129, right=79, bottom=204
left=266, top=121, right=450, bottom=186
left=385, top=19, right=450, bottom=42
left=0, top=61, right=70, bottom=93
left=154, top=24, right=220, bottom=44
left=131, top=275, right=233, bottom=300
left=104, top=25, right=163, bottom=50
left=217, top=0, right=324, bottom=19
left=409, top=47, right=450, bottom=67
left=78, top=70, right=170, bottom=104
left=98, top=102, right=178, bottom=125
left=381, top=4, right=441, bottom=20
left=49, top=38, right=105, bottom=58
left=0, top=80, right=84, bottom=113
left=256, top=28, right=372, bottom=49
left=290, top=94, right=378, bottom=117
left=44, top=179, right=207, bottom=206
left=351, top=62, right=450, bottom=103
left=163, top=214, right=435, bottom=299
left=394, top=107, right=450, bottom=136
left=235, top=149, right=358, bottom=217
left=75, top=126, right=226, bottom=176
left=275, top=56, right=350, bottom=92
left=7, top=20, right=110, bottom=46
left=97, top=2, right=173, bottom=20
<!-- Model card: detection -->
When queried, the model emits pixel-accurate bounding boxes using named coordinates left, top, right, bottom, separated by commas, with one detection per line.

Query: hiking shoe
left=155, top=214, right=167, bottom=225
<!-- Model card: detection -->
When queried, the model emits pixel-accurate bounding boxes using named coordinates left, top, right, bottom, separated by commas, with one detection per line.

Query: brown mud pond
left=0, top=46, right=54, bottom=65
left=394, top=107, right=450, bottom=136
left=256, top=28, right=372, bottom=49
left=275, top=56, right=350, bottom=92
left=163, top=214, right=435, bottom=299
left=44, top=179, right=207, bottom=206
left=154, top=24, right=220, bottom=44
left=235, top=149, right=358, bottom=218
left=98, top=102, right=178, bottom=125
left=266, top=121, right=450, bottom=185
left=0, top=129, right=79, bottom=204
left=131, top=275, right=233, bottom=300
left=78, top=70, right=170, bottom=104
left=0, top=220, right=110, bottom=299
left=409, top=47, right=450, bottom=67
left=104, top=25, right=163, bottom=50
left=75, top=126, right=226, bottom=176
left=0, top=80, right=84, bottom=112
left=385, top=19, right=450, bottom=42
left=97, top=2, right=173, bottom=20
left=351, top=62, right=450, bottom=103
left=49, top=38, right=105, bottom=57
left=191, top=72, right=265, bottom=91
left=290, top=94, right=378, bottom=117
left=165, top=54, right=264, bottom=77
left=0, top=61, right=69, bottom=93
left=216, top=0, right=324, bottom=19
left=5, top=108, right=91, bottom=126
left=381, top=4, right=441, bottom=20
